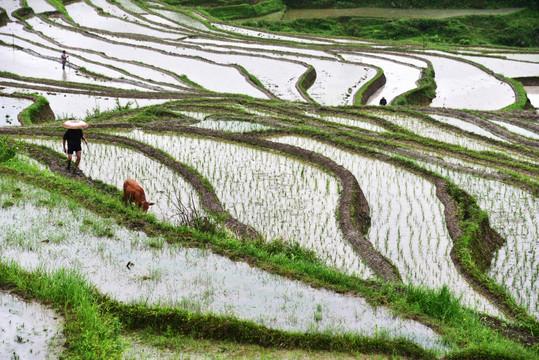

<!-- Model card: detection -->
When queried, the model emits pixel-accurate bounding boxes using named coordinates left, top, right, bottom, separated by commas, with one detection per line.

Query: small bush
left=0, top=136, right=18, bottom=163
left=406, top=285, right=462, bottom=322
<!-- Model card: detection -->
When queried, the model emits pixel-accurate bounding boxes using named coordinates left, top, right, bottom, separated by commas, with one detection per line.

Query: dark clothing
left=63, top=129, right=84, bottom=154
left=379, top=98, right=387, bottom=106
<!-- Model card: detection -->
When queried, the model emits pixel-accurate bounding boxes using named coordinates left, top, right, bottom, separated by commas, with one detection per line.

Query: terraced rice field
left=0, top=0, right=538, bottom=359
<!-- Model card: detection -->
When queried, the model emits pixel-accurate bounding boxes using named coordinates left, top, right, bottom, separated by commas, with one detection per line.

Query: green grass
left=162, top=0, right=285, bottom=20
left=0, top=135, right=19, bottom=162
left=0, top=263, right=124, bottom=359
left=1, top=140, right=537, bottom=359
left=234, top=64, right=272, bottom=94
left=242, top=8, right=539, bottom=47
left=393, top=66, right=436, bottom=106
left=45, top=0, right=75, bottom=23
left=17, top=93, right=51, bottom=125
left=281, top=0, right=534, bottom=10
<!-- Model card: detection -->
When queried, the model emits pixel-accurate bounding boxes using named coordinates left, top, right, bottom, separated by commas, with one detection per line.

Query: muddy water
left=418, top=161, right=539, bottom=320
left=26, top=0, right=56, bottom=13
left=2, top=85, right=169, bottom=119
left=192, top=120, right=271, bottom=133
left=0, top=44, right=150, bottom=91
left=22, top=138, right=202, bottom=224
left=496, top=53, right=539, bottom=63
left=0, top=180, right=446, bottom=351
left=66, top=2, right=187, bottom=39
left=283, top=7, right=523, bottom=20
left=152, top=9, right=211, bottom=31
left=430, top=51, right=539, bottom=78
left=114, top=0, right=146, bottom=14
left=25, top=18, right=269, bottom=98
left=271, top=135, right=502, bottom=317
left=0, top=96, right=33, bottom=126
left=1, top=0, right=20, bottom=21
left=340, top=53, right=421, bottom=105
left=524, top=86, right=539, bottom=111
left=212, top=23, right=333, bottom=45
left=0, top=34, right=168, bottom=91
left=369, top=111, right=501, bottom=152
left=429, top=114, right=507, bottom=142
left=416, top=54, right=516, bottom=110
left=121, top=130, right=374, bottom=278
left=0, top=291, right=64, bottom=360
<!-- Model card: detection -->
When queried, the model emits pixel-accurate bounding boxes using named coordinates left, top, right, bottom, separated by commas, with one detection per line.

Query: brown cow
left=123, top=179, right=154, bottom=213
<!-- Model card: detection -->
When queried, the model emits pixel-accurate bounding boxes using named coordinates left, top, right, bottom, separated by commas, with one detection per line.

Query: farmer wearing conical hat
left=62, top=123, right=88, bottom=174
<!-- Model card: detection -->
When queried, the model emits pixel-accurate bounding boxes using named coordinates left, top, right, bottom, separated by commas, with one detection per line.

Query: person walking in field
left=379, top=97, right=387, bottom=106
left=61, top=50, right=69, bottom=70
left=63, top=127, right=88, bottom=174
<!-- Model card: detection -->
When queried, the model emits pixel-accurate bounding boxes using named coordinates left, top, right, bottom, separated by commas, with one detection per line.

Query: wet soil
left=2, top=106, right=537, bottom=341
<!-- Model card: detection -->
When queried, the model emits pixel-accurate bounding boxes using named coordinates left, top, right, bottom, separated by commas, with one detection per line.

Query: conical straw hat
left=62, top=119, right=88, bottom=129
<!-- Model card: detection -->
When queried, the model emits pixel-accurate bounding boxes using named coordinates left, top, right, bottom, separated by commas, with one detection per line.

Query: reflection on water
left=0, top=96, right=33, bottom=126
left=0, top=291, right=64, bottom=360
left=0, top=179, right=447, bottom=351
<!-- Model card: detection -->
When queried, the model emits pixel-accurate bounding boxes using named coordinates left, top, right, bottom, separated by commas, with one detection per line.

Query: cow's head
left=141, top=201, right=155, bottom=213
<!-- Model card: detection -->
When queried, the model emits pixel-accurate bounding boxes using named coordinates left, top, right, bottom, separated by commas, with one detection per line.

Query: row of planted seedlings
left=284, top=105, right=539, bottom=193
left=191, top=98, right=538, bottom=193
left=414, top=158, right=538, bottom=320
left=280, top=105, right=539, bottom=320
left=19, top=127, right=375, bottom=278
left=99, top=121, right=538, bottom=351
left=357, top=108, right=538, bottom=168
left=5, top=99, right=539, bottom=298
left=268, top=135, right=500, bottom=314
left=248, top=122, right=539, bottom=324
left=223, top=97, right=538, bottom=191
left=176, top=99, right=535, bottom=312
left=2, top=110, right=536, bottom=358
left=0, top=135, right=445, bottom=359
left=140, top=97, right=538, bottom=193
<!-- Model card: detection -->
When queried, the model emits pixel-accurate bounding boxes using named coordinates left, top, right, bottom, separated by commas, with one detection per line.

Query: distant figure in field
left=123, top=179, right=155, bottom=213
left=379, top=97, right=387, bottom=106
left=61, top=50, right=68, bottom=70
left=63, top=128, right=87, bottom=174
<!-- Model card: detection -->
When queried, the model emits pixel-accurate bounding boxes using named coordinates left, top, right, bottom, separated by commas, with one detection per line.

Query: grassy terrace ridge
left=0, top=144, right=537, bottom=359
left=2, top=0, right=539, bottom=358
left=238, top=9, right=539, bottom=48
left=1, top=88, right=539, bottom=358
left=168, top=0, right=539, bottom=47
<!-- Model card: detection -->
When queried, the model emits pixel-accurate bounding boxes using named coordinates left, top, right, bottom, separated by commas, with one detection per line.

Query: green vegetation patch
left=1, top=138, right=537, bottom=358
left=206, top=0, right=284, bottom=21
left=0, top=135, right=19, bottom=163
left=282, top=0, right=534, bottom=10
left=17, top=94, right=53, bottom=125
left=243, top=8, right=539, bottom=47
left=0, top=263, right=124, bottom=359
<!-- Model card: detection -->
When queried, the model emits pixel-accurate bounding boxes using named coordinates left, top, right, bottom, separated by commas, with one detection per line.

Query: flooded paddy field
left=0, top=178, right=444, bottom=351
left=1, top=0, right=538, bottom=358
left=418, top=162, right=538, bottom=318
left=271, top=135, right=501, bottom=316
left=1, top=0, right=535, bottom=110
left=0, top=96, right=32, bottom=126
left=0, top=291, right=64, bottom=360
left=119, top=129, right=374, bottom=278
